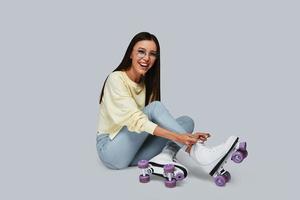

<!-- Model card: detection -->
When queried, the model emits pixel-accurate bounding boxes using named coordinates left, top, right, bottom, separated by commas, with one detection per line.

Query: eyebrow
left=137, top=47, right=157, bottom=53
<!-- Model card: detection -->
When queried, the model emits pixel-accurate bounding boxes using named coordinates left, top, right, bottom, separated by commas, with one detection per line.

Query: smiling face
left=129, top=40, right=158, bottom=78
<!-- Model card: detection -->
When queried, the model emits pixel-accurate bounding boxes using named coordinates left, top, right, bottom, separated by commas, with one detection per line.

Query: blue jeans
left=96, top=101, right=195, bottom=170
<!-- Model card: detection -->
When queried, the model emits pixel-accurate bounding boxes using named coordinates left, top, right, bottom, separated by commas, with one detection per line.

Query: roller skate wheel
left=139, top=174, right=150, bottom=183
left=231, top=150, right=245, bottom=163
left=165, top=178, right=176, bottom=188
left=138, top=160, right=149, bottom=169
left=238, top=142, right=247, bottom=151
left=214, top=175, right=226, bottom=187
left=163, top=164, right=175, bottom=173
left=175, top=172, right=185, bottom=181
left=223, top=171, right=231, bottom=183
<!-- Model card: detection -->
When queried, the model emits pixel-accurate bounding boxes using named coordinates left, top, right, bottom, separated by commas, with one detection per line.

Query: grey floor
left=1, top=0, right=298, bottom=199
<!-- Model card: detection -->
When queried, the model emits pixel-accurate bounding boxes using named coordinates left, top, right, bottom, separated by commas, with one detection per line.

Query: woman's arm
left=153, top=126, right=209, bottom=146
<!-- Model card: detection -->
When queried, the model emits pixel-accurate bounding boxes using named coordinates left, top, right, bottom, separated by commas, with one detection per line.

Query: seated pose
left=96, top=32, right=244, bottom=186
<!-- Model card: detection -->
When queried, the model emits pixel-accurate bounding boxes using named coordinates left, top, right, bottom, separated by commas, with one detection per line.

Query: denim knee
left=177, top=115, right=195, bottom=133
left=147, top=101, right=163, bottom=110
left=148, top=101, right=167, bottom=117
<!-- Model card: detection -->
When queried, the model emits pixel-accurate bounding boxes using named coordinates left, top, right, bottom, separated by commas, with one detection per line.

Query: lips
left=139, top=62, right=148, bottom=67
left=139, top=62, right=149, bottom=70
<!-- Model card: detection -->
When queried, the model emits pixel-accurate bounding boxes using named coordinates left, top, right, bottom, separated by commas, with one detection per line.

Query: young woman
left=97, top=32, right=245, bottom=186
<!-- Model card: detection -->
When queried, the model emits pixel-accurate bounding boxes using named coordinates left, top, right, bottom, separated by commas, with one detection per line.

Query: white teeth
left=140, top=63, right=148, bottom=67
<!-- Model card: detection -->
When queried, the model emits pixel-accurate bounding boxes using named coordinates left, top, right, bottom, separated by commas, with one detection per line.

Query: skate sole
left=149, top=161, right=188, bottom=178
left=209, top=137, right=239, bottom=176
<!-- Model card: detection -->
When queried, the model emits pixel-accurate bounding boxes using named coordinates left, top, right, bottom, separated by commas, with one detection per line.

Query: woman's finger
left=196, top=132, right=211, bottom=139
left=195, top=134, right=207, bottom=141
left=185, top=145, right=192, bottom=153
left=188, top=136, right=198, bottom=144
left=193, top=133, right=204, bottom=139
left=198, top=136, right=207, bottom=142
left=199, top=135, right=207, bottom=139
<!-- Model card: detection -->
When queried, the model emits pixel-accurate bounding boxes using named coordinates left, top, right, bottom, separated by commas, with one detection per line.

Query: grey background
left=0, top=0, right=298, bottom=199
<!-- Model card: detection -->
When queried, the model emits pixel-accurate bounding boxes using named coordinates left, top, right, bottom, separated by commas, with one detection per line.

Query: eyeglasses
left=136, top=49, right=159, bottom=59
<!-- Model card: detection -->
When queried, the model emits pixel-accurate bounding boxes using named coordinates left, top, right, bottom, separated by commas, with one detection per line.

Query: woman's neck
left=125, top=68, right=142, bottom=84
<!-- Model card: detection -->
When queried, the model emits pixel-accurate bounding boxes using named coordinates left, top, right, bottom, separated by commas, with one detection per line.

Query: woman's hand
left=193, top=132, right=211, bottom=143
left=175, top=132, right=211, bottom=146
left=153, top=126, right=210, bottom=152
left=183, top=132, right=211, bottom=153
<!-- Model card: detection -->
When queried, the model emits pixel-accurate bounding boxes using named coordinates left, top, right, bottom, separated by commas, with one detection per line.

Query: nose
left=143, top=53, right=150, bottom=61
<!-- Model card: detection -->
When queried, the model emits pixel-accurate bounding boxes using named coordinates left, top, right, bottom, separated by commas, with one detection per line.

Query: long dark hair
left=99, top=32, right=161, bottom=105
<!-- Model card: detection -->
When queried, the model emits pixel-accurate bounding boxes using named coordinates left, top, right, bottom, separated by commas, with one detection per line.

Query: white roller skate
left=188, top=136, right=248, bottom=186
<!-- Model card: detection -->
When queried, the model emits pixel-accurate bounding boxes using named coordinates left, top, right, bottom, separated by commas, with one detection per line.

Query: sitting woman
left=96, top=32, right=246, bottom=187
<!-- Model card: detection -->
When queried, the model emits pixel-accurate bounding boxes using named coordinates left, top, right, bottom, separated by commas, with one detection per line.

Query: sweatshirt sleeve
left=103, top=73, right=158, bottom=134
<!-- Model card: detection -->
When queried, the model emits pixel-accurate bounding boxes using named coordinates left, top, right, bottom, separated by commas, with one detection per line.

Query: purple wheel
left=139, top=174, right=150, bottom=183
left=175, top=172, right=185, bottom=181
left=214, top=175, right=226, bottom=187
left=165, top=178, right=176, bottom=188
left=231, top=150, right=245, bottom=163
left=138, top=160, right=149, bottom=169
left=163, top=164, right=175, bottom=173
left=238, top=142, right=247, bottom=151
left=223, top=171, right=231, bottom=183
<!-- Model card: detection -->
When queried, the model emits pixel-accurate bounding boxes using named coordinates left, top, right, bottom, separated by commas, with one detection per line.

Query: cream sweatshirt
left=97, top=71, right=158, bottom=139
